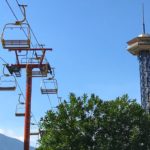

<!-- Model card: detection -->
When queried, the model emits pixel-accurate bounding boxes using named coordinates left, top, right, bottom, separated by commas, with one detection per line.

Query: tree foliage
left=37, top=94, right=150, bottom=150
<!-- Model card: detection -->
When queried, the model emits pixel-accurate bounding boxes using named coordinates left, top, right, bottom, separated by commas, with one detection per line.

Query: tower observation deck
left=127, top=34, right=150, bottom=112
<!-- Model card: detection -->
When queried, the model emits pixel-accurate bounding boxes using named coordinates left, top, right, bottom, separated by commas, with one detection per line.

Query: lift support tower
left=6, top=48, right=52, bottom=150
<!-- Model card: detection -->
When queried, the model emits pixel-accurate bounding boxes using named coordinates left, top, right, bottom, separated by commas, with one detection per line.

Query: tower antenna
left=142, top=3, right=146, bottom=34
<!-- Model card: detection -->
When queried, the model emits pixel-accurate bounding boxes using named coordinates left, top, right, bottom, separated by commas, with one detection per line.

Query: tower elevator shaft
left=139, top=51, right=150, bottom=112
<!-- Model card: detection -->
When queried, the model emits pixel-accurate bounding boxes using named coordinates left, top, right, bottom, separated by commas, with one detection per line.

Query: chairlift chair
left=40, top=78, right=58, bottom=94
left=32, top=65, right=48, bottom=77
left=5, top=64, right=21, bottom=77
left=0, top=75, right=16, bottom=91
left=30, top=122, right=40, bottom=136
left=30, top=128, right=40, bottom=136
left=1, top=23, right=31, bottom=49
left=15, top=100, right=25, bottom=117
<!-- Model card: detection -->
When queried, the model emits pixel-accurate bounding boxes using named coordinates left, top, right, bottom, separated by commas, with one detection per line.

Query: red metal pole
left=24, top=66, right=32, bottom=150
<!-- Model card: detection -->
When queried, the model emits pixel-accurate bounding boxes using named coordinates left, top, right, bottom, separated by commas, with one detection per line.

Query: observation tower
left=127, top=33, right=150, bottom=112
left=127, top=6, right=150, bottom=113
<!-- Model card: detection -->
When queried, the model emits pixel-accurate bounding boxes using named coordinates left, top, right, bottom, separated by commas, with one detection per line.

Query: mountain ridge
left=0, top=133, right=35, bottom=150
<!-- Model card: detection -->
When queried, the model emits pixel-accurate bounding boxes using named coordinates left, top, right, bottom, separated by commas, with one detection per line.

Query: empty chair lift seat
left=1, top=22, right=31, bottom=49
left=40, top=78, right=58, bottom=94
left=0, top=75, right=17, bottom=91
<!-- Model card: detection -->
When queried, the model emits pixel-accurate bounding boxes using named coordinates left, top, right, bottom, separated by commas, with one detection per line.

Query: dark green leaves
left=37, top=94, right=150, bottom=150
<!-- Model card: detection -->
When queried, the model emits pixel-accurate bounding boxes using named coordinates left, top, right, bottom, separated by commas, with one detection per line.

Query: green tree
left=37, top=94, right=150, bottom=150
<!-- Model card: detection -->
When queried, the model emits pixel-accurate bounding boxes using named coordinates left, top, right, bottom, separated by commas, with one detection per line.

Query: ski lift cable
left=13, top=75, right=25, bottom=100
left=31, top=112, right=38, bottom=127
left=5, top=0, right=42, bottom=66
left=5, top=0, right=55, bottom=109
left=14, top=0, right=50, bottom=64
left=15, top=1, right=38, bottom=65
left=4, top=1, right=45, bottom=138
left=5, top=0, right=48, bottom=64
left=5, top=0, right=28, bottom=39
left=15, top=0, right=43, bottom=61
left=0, top=56, right=8, bottom=64
left=15, top=0, right=41, bottom=47
left=5, top=0, right=18, bottom=21
left=0, top=57, right=24, bottom=98
left=15, top=0, right=51, bottom=68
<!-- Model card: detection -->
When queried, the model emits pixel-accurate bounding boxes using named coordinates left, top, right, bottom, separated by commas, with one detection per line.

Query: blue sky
left=0, top=0, right=150, bottom=147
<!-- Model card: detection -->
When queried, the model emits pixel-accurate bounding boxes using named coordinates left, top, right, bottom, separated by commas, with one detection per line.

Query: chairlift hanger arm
left=15, top=51, right=20, bottom=64
left=15, top=5, right=27, bottom=25
left=0, top=75, right=17, bottom=91
left=40, top=50, right=46, bottom=64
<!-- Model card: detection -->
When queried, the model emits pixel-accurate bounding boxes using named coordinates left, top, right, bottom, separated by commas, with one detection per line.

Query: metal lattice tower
left=127, top=34, right=150, bottom=112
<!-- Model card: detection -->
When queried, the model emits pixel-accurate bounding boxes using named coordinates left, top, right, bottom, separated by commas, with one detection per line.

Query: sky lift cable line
left=0, top=55, right=39, bottom=134
left=0, top=57, right=9, bottom=64
left=0, top=56, right=38, bottom=125
left=4, top=0, right=62, bottom=114
left=15, top=0, right=52, bottom=83
left=15, top=0, right=41, bottom=60
left=15, top=0, right=41, bottom=47
left=5, top=0, right=28, bottom=39
left=5, top=0, right=61, bottom=113
left=3, top=2, right=58, bottom=148
left=0, top=55, right=25, bottom=100
left=13, top=75, right=25, bottom=100
left=5, top=0, right=50, bottom=68
left=5, top=0, right=18, bottom=21
left=2, top=2, right=62, bottom=149
left=15, top=0, right=48, bottom=64
left=4, top=0, right=54, bottom=108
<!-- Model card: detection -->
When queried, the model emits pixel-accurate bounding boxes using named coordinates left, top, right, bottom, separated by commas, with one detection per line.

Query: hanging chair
left=1, top=22, right=30, bottom=49
left=40, top=78, right=58, bottom=94
left=15, top=102, right=25, bottom=117
left=15, top=94, right=25, bottom=117
left=0, top=75, right=17, bottom=91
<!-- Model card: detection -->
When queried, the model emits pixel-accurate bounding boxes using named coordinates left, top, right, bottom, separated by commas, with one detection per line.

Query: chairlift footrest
left=41, top=89, right=58, bottom=94
left=15, top=113, right=25, bottom=117
left=0, top=87, right=16, bottom=91
left=30, top=132, right=39, bottom=136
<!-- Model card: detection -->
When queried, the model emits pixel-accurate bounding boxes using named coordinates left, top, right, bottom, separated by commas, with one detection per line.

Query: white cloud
left=0, top=128, right=38, bottom=147
left=0, top=128, right=22, bottom=140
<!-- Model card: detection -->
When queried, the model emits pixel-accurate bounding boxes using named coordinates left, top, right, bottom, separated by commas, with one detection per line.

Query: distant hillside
left=0, top=133, right=35, bottom=150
